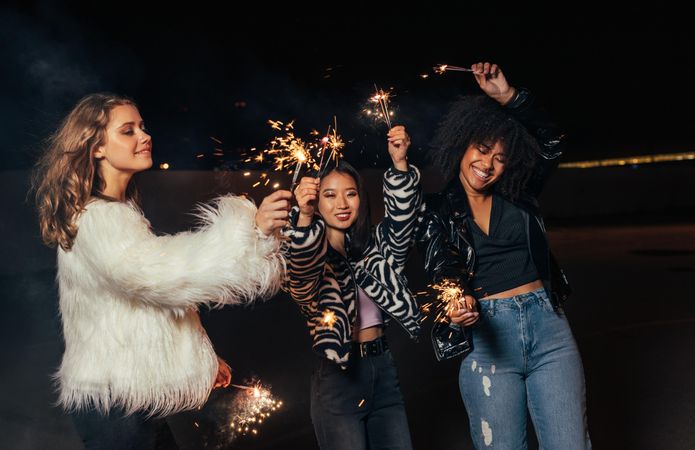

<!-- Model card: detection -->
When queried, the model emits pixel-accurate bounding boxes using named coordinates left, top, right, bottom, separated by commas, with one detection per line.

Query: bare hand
left=448, top=294, right=480, bottom=327
left=213, top=357, right=232, bottom=389
left=471, top=62, right=516, bottom=106
left=294, top=177, right=320, bottom=224
left=387, top=125, right=410, bottom=171
left=255, top=190, right=292, bottom=236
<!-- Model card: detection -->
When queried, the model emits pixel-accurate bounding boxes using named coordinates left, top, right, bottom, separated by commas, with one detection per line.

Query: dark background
left=2, top=4, right=695, bottom=171
left=2, top=3, right=695, bottom=450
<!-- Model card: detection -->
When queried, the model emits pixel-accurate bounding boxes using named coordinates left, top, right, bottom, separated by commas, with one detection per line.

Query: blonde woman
left=33, top=93, right=290, bottom=449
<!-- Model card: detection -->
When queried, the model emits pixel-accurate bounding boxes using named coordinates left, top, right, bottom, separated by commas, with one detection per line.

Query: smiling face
left=94, top=104, right=153, bottom=175
left=318, top=170, right=360, bottom=231
left=458, top=140, right=507, bottom=195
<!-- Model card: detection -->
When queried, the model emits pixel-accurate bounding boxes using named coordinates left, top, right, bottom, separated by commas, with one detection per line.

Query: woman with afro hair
left=417, top=62, right=591, bottom=449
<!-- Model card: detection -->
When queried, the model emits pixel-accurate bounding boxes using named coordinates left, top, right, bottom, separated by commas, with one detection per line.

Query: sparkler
left=317, top=117, right=345, bottom=177
left=241, top=120, right=320, bottom=191
left=364, top=85, right=394, bottom=129
left=433, top=64, right=475, bottom=74
left=419, top=279, right=472, bottom=323
left=227, top=380, right=283, bottom=437
left=321, top=309, right=337, bottom=328
left=289, top=143, right=311, bottom=193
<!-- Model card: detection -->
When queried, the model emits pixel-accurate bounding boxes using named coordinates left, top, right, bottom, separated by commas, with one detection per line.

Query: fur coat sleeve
left=72, top=195, right=285, bottom=312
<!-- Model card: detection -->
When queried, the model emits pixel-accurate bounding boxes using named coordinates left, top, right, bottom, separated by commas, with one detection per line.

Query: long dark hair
left=429, top=95, right=540, bottom=200
left=321, top=160, right=372, bottom=260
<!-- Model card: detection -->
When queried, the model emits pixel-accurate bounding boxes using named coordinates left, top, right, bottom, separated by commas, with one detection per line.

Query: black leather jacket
left=417, top=88, right=571, bottom=361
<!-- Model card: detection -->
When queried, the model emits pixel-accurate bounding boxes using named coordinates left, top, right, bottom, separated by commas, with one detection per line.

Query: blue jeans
left=71, top=406, right=178, bottom=450
left=459, top=288, right=591, bottom=449
left=310, top=351, right=413, bottom=450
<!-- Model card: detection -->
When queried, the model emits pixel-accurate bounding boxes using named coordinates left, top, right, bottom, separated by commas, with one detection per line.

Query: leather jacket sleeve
left=416, top=196, right=475, bottom=361
left=416, top=197, right=472, bottom=292
left=505, top=88, right=567, bottom=197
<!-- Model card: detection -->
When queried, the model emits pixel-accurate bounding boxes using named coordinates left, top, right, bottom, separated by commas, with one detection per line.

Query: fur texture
left=56, top=195, right=284, bottom=416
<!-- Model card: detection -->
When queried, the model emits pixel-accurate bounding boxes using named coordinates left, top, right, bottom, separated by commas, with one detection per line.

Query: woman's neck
left=99, top=165, right=133, bottom=202
left=466, top=191, right=492, bottom=206
left=326, top=226, right=346, bottom=257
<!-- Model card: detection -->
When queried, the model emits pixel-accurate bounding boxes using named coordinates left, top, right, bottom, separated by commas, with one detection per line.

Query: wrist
left=297, top=211, right=314, bottom=227
left=392, top=158, right=408, bottom=172
left=497, top=87, right=517, bottom=106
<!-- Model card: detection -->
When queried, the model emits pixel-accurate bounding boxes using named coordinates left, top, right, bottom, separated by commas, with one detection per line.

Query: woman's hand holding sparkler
left=255, top=190, right=293, bottom=236
left=448, top=294, right=480, bottom=327
left=472, top=62, right=517, bottom=106
left=213, top=357, right=232, bottom=389
left=387, top=125, right=411, bottom=171
left=294, top=177, right=320, bottom=227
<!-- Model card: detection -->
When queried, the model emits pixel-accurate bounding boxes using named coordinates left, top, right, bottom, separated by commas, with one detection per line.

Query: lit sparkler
left=227, top=380, right=283, bottom=437
left=419, top=279, right=471, bottom=323
left=433, top=64, right=475, bottom=74
left=321, top=309, right=337, bottom=328
left=364, top=85, right=394, bottom=129
left=241, top=120, right=320, bottom=191
left=317, top=117, right=346, bottom=177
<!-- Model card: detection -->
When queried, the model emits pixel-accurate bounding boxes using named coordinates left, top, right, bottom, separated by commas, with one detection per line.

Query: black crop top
left=467, top=195, right=539, bottom=299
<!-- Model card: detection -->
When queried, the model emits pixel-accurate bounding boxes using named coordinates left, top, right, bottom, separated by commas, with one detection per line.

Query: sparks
left=420, top=279, right=469, bottom=323
left=241, top=119, right=322, bottom=192
left=321, top=309, right=337, bottom=328
left=317, top=117, right=346, bottom=176
left=364, top=85, right=394, bottom=129
left=224, top=380, right=283, bottom=439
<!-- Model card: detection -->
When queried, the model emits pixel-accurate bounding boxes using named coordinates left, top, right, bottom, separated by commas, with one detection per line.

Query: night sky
left=2, top=4, right=694, bottom=171
left=2, top=6, right=695, bottom=449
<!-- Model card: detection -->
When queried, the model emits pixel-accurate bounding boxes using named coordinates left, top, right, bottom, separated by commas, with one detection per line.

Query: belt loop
left=487, top=300, right=496, bottom=317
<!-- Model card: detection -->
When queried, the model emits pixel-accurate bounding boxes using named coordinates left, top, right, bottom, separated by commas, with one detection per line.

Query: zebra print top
left=285, top=165, right=424, bottom=366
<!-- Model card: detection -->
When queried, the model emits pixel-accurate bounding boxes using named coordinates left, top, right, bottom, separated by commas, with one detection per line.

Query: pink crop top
left=355, top=285, right=383, bottom=330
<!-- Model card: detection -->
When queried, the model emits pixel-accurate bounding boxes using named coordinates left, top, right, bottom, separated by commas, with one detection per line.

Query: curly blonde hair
left=32, top=93, right=139, bottom=250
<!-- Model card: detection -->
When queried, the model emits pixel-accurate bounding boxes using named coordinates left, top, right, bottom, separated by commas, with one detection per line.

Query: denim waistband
left=481, top=287, right=547, bottom=302
left=477, top=287, right=549, bottom=316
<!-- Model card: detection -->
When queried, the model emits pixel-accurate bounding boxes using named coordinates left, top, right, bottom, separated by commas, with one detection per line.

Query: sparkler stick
left=318, top=116, right=345, bottom=177
left=434, top=64, right=475, bottom=74
left=371, top=84, right=393, bottom=129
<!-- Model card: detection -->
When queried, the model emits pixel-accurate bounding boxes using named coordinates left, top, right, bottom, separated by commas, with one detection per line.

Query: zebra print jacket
left=285, top=165, right=424, bottom=366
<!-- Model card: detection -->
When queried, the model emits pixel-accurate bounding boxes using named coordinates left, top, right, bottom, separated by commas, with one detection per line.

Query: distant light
left=559, top=151, right=695, bottom=169
left=420, top=74, right=429, bottom=79
left=273, top=183, right=280, bottom=189
left=243, top=172, right=251, bottom=176
left=159, top=163, right=170, bottom=170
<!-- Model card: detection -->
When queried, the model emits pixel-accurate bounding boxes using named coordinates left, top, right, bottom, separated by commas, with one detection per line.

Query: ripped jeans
left=458, top=288, right=591, bottom=449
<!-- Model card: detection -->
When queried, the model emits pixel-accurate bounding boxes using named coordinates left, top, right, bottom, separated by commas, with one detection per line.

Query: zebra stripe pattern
left=285, top=165, right=424, bottom=366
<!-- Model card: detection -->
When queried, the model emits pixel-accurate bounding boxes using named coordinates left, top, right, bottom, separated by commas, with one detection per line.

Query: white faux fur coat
left=56, top=195, right=284, bottom=417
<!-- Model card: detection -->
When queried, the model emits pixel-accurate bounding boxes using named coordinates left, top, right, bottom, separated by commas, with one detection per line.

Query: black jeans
left=310, top=350, right=413, bottom=450
left=71, top=407, right=178, bottom=450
